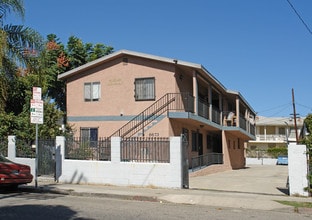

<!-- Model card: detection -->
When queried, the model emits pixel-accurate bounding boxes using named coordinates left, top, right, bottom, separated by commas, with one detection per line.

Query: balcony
left=168, top=93, right=255, bottom=136
left=255, top=134, right=287, bottom=142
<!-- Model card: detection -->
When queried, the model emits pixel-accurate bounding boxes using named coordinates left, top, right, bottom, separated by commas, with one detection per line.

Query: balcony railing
left=239, top=115, right=246, bottom=130
left=198, top=97, right=209, bottom=119
left=175, top=95, right=254, bottom=136
left=212, top=107, right=221, bottom=124
left=255, top=135, right=287, bottom=142
left=191, top=153, right=223, bottom=171
left=222, top=111, right=255, bottom=135
left=250, top=124, right=255, bottom=136
left=168, top=92, right=194, bottom=112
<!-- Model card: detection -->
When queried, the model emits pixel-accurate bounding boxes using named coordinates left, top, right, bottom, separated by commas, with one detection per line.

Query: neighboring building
left=247, top=115, right=305, bottom=157
left=58, top=49, right=256, bottom=172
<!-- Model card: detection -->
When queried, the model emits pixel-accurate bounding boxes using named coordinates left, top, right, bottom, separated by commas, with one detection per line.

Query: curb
left=19, top=186, right=160, bottom=203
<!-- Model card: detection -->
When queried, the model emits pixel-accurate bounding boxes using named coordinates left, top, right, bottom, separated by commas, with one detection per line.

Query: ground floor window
left=80, top=127, right=98, bottom=147
left=192, top=131, right=203, bottom=154
left=207, top=132, right=222, bottom=153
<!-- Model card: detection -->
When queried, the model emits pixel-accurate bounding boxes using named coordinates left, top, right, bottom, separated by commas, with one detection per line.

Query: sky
left=6, top=0, right=312, bottom=118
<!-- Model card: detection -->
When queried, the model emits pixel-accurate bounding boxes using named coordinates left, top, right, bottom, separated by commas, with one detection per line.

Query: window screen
left=134, top=78, right=155, bottom=101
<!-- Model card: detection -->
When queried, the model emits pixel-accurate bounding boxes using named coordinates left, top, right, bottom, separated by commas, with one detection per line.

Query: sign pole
left=35, top=124, right=38, bottom=188
left=30, top=87, right=43, bottom=188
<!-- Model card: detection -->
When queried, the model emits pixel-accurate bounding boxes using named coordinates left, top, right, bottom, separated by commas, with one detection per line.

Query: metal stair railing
left=110, top=92, right=194, bottom=138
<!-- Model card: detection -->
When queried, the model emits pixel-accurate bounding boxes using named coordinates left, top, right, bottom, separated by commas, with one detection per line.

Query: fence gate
left=181, top=134, right=189, bottom=189
left=38, top=139, right=56, bottom=178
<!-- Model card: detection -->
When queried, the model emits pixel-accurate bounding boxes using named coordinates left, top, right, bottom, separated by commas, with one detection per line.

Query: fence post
left=111, top=137, right=121, bottom=163
left=170, top=136, right=183, bottom=188
left=288, top=144, right=309, bottom=196
left=55, top=136, right=65, bottom=182
left=8, top=135, right=16, bottom=160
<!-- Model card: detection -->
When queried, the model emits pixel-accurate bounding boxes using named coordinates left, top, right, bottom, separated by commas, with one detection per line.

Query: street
left=0, top=191, right=310, bottom=220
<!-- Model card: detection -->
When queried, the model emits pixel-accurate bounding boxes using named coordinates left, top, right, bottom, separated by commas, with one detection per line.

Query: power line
left=267, top=104, right=292, bottom=117
left=286, top=0, right=312, bottom=36
left=256, top=103, right=291, bottom=114
left=296, top=102, right=312, bottom=112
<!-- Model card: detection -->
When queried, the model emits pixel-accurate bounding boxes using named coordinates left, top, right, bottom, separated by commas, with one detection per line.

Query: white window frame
left=84, top=82, right=101, bottom=102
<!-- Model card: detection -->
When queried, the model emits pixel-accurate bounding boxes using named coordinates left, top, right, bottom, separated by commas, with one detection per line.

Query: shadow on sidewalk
left=277, top=187, right=289, bottom=196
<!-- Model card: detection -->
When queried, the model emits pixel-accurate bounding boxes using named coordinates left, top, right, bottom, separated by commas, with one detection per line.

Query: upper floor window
left=84, top=82, right=101, bottom=102
left=279, top=127, right=286, bottom=135
left=134, top=77, right=155, bottom=101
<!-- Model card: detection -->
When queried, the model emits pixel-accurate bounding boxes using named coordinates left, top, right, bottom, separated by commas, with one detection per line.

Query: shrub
left=267, top=146, right=288, bottom=158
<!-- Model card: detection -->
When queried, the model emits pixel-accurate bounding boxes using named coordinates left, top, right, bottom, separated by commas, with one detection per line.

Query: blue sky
left=7, top=0, right=312, bottom=117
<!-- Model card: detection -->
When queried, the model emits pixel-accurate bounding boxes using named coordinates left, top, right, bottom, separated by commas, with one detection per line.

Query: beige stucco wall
left=66, top=56, right=180, bottom=136
left=223, top=131, right=245, bottom=169
left=67, top=56, right=176, bottom=117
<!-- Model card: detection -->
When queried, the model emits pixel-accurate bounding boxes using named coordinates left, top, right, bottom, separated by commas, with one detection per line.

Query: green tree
left=41, top=34, right=68, bottom=111
left=10, top=34, right=113, bottom=140
left=0, top=1, right=114, bottom=141
left=0, top=0, right=43, bottom=112
left=301, top=114, right=312, bottom=193
left=85, top=42, right=113, bottom=62
left=44, top=35, right=113, bottom=112
left=67, top=36, right=87, bottom=68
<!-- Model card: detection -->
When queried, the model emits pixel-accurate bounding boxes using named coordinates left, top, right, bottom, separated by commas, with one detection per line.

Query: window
left=279, top=127, right=286, bottom=135
left=192, top=132, right=197, bottom=151
left=134, top=78, right=155, bottom=101
left=84, top=82, right=101, bottom=101
left=192, top=131, right=203, bottom=153
left=206, top=135, right=212, bottom=149
left=80, top=127, right=98, bottom=147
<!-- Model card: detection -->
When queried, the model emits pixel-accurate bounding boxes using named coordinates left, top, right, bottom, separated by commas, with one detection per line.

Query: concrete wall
left=246, top=158, right=277, bottom=165
left=8, top=136, right=36, bottom=176
left=7, top=136, right=184, bottom=189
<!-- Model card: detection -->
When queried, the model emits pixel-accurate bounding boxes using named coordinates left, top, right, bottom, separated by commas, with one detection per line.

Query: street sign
left=30, top=99, right=43, bottom=124
left=32, top=87, right=42, bottom=100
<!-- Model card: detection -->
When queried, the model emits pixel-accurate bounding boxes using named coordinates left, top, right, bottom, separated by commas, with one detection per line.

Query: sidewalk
left=22, top=165, right=312, bottom=213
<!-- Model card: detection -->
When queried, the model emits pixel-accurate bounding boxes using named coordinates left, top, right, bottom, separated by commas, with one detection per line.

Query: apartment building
left=247, top=115, right=305, bottom=157
left=58, top=49, right=256, bottom=171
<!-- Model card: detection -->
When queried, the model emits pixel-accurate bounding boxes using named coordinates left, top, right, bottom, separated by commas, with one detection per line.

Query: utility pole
left=292, top=88, right=299, bottom=144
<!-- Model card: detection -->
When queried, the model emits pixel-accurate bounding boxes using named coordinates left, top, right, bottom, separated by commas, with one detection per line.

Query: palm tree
left=0, top=0, right=43, bottom=112
left=0, top=0, right=24, bottom=19
left=0, top=0, right=24, bottom=66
